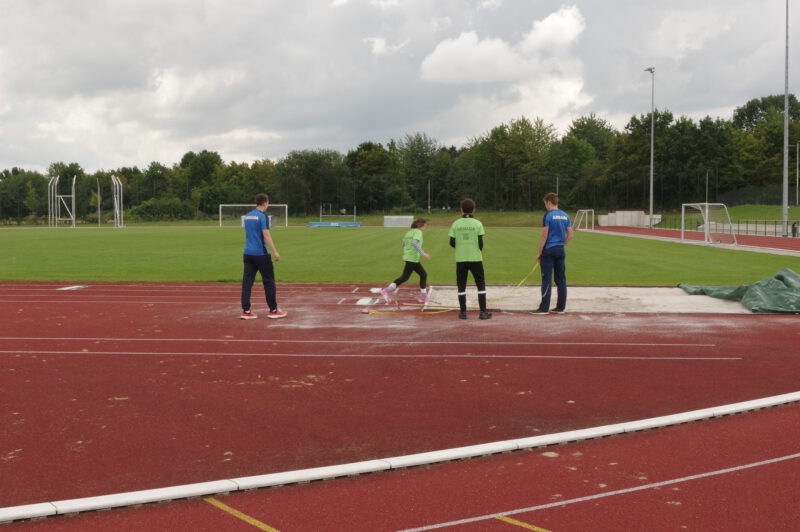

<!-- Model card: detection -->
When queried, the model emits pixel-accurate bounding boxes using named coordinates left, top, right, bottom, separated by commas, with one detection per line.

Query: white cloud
left=430, top=17, right=452, bottom=32
left=370, top=0, right=401, bottom=8
left=478, top=0, right=503, bottom=10
left=648, top=6, right=738, bottom=60
left=421, top=5, right=586, bottom=84
left=419, top=5, right=591, bottom=134
left=420, top=31, right=520, bottom=83
left=0, top=1, right=794, bottom=171
left=363, top=37, right=409, bottom=56
left=517, top=5, right=585, bottom=53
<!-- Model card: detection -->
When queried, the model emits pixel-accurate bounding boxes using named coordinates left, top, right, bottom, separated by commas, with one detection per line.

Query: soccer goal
left=320, top=204, right=357, bottom=223
left=574, top=209, right=595, bottom=231
left=218, top=204, right=289, bottom=228
left=681, top=203, right=737, bottom=245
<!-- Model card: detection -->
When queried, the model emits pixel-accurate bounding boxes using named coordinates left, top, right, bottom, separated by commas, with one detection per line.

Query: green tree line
left=2, top=94, right=799, bottom=223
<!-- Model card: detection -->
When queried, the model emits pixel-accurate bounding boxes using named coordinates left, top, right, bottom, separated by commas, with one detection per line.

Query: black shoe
left=551, top=308, right=566, bottom=314
left=479, top=310, right=492, bottom=320
left=458, top=311, right=467, bottom=320
left=529, top=309, right=549, bottom=315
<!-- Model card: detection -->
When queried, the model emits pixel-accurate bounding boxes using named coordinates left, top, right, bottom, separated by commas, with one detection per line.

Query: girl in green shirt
left=381, top=218, right=432, bottom=303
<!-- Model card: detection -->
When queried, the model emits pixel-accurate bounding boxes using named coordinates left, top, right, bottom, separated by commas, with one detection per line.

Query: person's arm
left=565, top=226, right=574, bottom=245
left=478, top=235, right=483, bottom=250
left=536, top=227, right=549, bottom=263
left=411, top=239, right=430, bottom=259
left=449, top=236, right=456, bottom=248
left=262, top=228, right=281, bottom=261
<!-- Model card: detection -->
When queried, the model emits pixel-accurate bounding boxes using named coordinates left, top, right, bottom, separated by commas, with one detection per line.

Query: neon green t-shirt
left=402, top=228, right=424, bottom=263
left=448, top=216, right=485, bottom=262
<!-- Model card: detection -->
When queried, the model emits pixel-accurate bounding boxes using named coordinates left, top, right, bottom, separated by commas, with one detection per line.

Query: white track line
left=0, top=350, right=739, bottom=360
left=398, top=451, right=800, bottom=531
left=1, top=392, right=798, bottom=524
left=0, top=337, right=716, bottom=347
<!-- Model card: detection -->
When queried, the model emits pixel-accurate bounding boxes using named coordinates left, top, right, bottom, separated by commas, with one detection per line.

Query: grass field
left=2, top=224, right=798, bottom=286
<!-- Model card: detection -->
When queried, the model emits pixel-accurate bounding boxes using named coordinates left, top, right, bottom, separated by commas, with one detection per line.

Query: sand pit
left=422, top=285, right=750, bottom=314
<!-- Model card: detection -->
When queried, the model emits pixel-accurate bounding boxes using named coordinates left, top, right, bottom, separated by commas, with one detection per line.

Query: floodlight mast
left=782, top=0, right=790, bottom=236
left=645, top=67, right=655, bottom=229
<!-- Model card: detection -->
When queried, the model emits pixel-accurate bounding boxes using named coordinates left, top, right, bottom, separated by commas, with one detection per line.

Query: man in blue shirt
left=531, top=192, right=573, bottom=314
left=241, top=193, right=287, bottom=319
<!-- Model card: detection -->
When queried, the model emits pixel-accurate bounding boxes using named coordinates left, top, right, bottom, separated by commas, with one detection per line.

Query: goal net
left=219, top=204, right=288, bottom=228
left=574, top=209, right=595, bottom=231
left=320, top=204, right=357, bottom=222
left=681, top=203, right=737, bottom=245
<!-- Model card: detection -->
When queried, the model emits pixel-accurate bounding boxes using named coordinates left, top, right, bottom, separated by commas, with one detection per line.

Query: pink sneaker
left=267, top=309, right=287, bottom=319
left=418, top=292, right=430, bottom=303
left=241, top=311, right=257, bottom=320
left=380, top=288, right=393, bottom=304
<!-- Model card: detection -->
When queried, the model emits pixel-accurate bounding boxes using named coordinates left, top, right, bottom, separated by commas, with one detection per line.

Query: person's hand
left=536, top=253, right=541, bottom=263
left=273, top=251, right=281, bottom=262
left=423, top=253, right=431, bottom=260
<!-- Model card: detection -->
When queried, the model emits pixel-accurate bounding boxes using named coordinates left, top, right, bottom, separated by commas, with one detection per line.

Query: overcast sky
left=0, top=0, right=796, bottom=173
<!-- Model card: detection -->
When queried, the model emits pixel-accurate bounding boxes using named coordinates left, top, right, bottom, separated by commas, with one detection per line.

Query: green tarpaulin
left=679, top=268, right=800, bottom=314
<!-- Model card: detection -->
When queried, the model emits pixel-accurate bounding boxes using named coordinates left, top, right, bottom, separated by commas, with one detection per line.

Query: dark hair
left=255, top=193, right=269, bottom=206
left=543, top=192, right=558, bottom=205
left=411, top=218, right=426, bottom=228
left=460, top=198, right=475, bottom=213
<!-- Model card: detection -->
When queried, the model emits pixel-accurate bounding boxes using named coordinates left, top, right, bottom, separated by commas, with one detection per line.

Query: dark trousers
left=456, top=261, right=487, bottom=311
left=539, top=245, right=566, bottom=311
left=241, top=254, right=277, bottom=312
left=394, top=261, right=427, bottom=289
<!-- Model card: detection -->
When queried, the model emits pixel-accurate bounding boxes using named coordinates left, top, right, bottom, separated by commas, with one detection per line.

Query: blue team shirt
left=542, top=209, right=571, bottom=248
left=243, top=209, right=269, bottom=256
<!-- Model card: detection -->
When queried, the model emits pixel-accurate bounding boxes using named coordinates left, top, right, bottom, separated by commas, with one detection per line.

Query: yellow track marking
left=495, top=515, right=552, bottom=531
left=204, top=497, right=281, bottom=531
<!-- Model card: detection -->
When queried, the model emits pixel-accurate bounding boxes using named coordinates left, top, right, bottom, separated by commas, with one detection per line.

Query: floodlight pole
left=782, top=0, right=789, bottom=236
left=645, top=67, right=655, bottom=229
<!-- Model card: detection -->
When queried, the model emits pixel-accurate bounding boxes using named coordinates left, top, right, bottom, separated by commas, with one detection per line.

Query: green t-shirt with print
left=448, top=216, right=485, bottom=262
left=402, top=228, right=424, bottom=263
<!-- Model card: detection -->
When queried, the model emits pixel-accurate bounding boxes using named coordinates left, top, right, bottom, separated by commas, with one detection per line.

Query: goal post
left=320, top=204, right=357, bottom=223
left=219, top=204, right=288, bottom=228
left=574, top=209, right=595, bottom=231
left=681, top=203, right=737, bottom=245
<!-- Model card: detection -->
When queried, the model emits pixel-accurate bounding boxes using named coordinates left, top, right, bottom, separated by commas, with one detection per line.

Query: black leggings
left=394, top=261, right=427, bottom=289
left=456, top=261, right=486, bottom=292
left=456, top=261, right=487, bottom=312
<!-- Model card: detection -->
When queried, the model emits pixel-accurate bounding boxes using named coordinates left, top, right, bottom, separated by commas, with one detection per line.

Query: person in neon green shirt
left=448, top=198, right=491, bottom=319
left=381, top=218, right=432, bottom=303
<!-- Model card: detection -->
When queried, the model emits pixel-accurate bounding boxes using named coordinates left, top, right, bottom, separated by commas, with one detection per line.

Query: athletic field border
left=2, top=391, right=799, bottom=524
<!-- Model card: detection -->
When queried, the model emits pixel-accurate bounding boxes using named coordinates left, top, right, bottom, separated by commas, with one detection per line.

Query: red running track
left=1, top=281, right=799, bottom=520
left=12, top=403, right=800, bottom=530
left=598, top=226, right=800, bottom=252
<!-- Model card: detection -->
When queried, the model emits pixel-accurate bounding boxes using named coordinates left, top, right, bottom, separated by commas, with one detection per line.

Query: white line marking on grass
left=397, top=452, right=800, bottom=531
left=0, top=337, right=717, bottom=348
left=0, top=350, right=740, bottom=361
